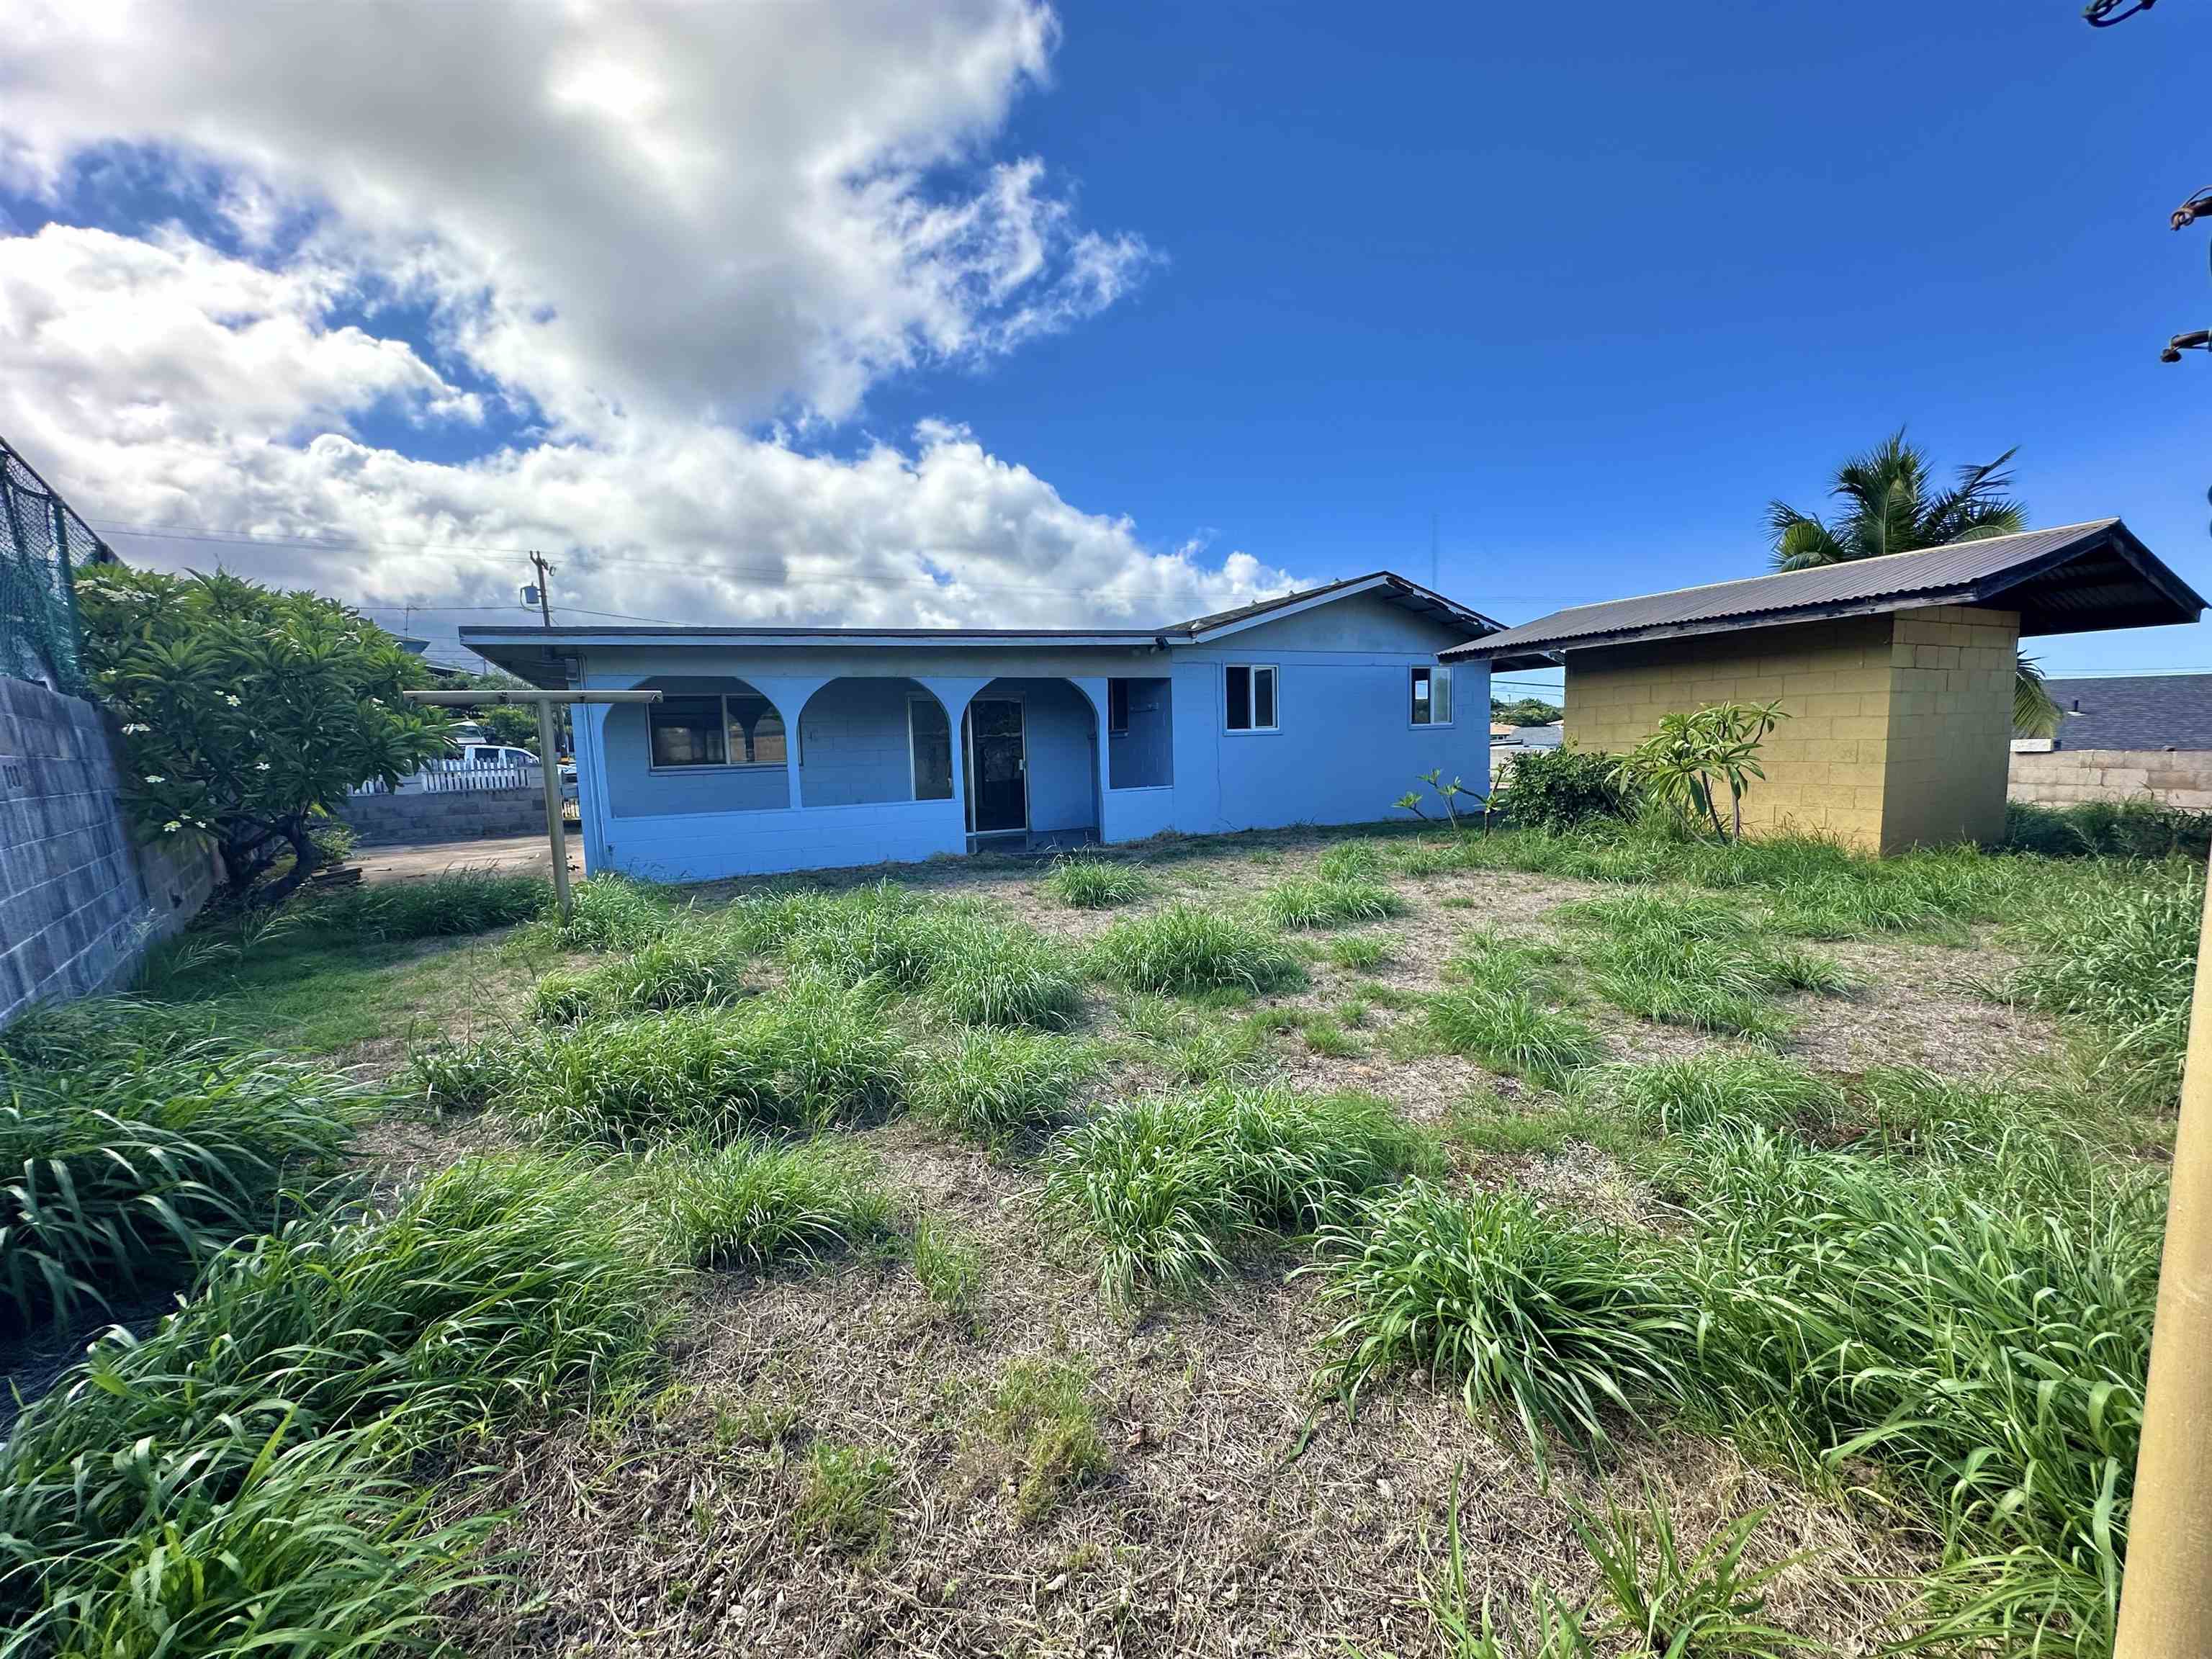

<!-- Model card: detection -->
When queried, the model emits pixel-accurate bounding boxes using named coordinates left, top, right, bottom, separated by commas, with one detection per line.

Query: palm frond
left=2014, top=654, right=2063, bottom=740
left=1766, top=504, right=1845, bottom=571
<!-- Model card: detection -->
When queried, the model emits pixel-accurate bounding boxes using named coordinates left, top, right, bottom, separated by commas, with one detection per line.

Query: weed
left=531, top=927, right=753, bottom=1022
left=1264, top=876, right=1407, bottom=930
left=1575, top=1488, right=1812, bottom=1658
left=982, top=1357, right=1111, bottom=1521
left=1609, top=1053, right=1840, bottom=1139
left=640, top=1138, right=893, bottom=1270
left=793, top=1442, right=896, bottom=1553
left=1419, top=1476, right=1597, bottom=1658
left=1118, top=994, right=1272, bottom=1084
left=922, top=910, right=1085, bottom=1028
left=555, top=874, right=677, bottom=952
left=1, top=1033, right=373, bottom=1330
left=1309, top=1181, right=1684, bottom=1470
left=1089, top=905, right=1306, bottom=995
left=1317, top=841, right=1393, bottom=881
left=1326, top=932, right=1393, bottom=971
left=912, top=1026, right=1093, bottom=1149
left=912, top=1215, right=986, bottom=1317
left=1426, top=988, right=1602, bottom=1088
left=1041, top=1084, right=1432, bottom=1306
left=299, top=871, right=551, bottom=941
left=1563, top=892, right=1848, bottom=1042
left=778, top=886, right=1082, bottom=1028
left=1040, top=855, right=1150, bottom=909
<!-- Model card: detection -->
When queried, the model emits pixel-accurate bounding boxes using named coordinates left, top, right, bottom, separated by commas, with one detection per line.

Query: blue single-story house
left=459, top=572, right=1533, bottom=881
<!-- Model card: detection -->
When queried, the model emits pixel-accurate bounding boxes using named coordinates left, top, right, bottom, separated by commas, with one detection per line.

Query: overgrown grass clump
left=0, top=1151, right=675, bottom=1653
left=793, top=1442, right=896, bottom=1553
left=512, top=982, right=907, bottom=1146
left=1608, top=1052, right=1840, bottom=1139
left=1040, top=1083, right=1433, bottom=1305
left=1562, top=892, right=1852, bottom=1040
left=911, top=1026, right=1094, bottom=1149
left=1087, top=904, right=1305, bottom=996
left=299, top=870, right=551, bottom=940
left=1118, top=994, right=1272, bottom=1084
left=1, top=1018, right=373, bottom=1330
left=637, top=1138, right=894, bottom=1270
left=1263, top=874, right=1406, bottom=930
left=1424, top=933, right=1601, bottom=1087
left=1039, top=855, right=1150, bottom=909
left=1309, top=1181, right=1684, bottom=1470
left=771, top=884, right=1084, bottom=1028
left=529, top=925, right=753, bottom=1021
left=555, top=873, right=678, bottom=951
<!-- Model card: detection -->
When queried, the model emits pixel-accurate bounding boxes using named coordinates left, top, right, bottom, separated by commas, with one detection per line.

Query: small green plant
left=1420, top=1475, right=1598, bottom=1658
left=557, top=875, right=676, bottom=951
left=297, top=871, right=551, bottom=941
left=1489, top=746, right=1628, bottom=832
left=1263, top=875, right=1406, bottom=930
left=1088, top=905, right=1305, bottom=996
left=1574, top=1488, right=1812, bottom=1658
left=1395, top=767, right=1482, bottom=831
left=1326, top=932, right=1393, bottom=971
left=1608, top=1053, right=1839, bottom=1139
left=1613, top=701, right=1788, bottom=842
left=912, top=1026, right=1092, bottom=1149
left=792, top=1442, right=896, bottom=1553
left=982, top=1357, right=1111, bottom=1521
left=1309, top=1182, right=1683, bottom=1471
left=1040, top=855, right=1150, bottom=909
left=1118, top=994, right=1272, bottom=1084
left=1563, top=893, right=1849, bottom=1042
left=638, top=1138, right=894, bottom=1270
left=1040, top=1084, right=1431, bottom=1306
left=1425, top=988, right=1602, bottom=1089
left=912, top=1215, right=986, bottom=1318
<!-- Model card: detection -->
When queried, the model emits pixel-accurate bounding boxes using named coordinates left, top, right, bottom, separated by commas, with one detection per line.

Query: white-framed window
left=648, top=691, right=787, bottom=770
left=1223, top=664, right=1279, bottom=733
left=1107, top=678, right=1131, bottom=736
left=1410, top=665, right=1454, bottom=727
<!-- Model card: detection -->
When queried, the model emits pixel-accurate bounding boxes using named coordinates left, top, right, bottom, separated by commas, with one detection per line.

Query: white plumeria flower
left=144, top=774, right=166, bottom=783
left=162, top=820, right=181, bottom=833
left=254, top=761, right=271, bottom=772
left=224, top=694, right=242, bottom=706
left=121, top=722, right=149, bottom=734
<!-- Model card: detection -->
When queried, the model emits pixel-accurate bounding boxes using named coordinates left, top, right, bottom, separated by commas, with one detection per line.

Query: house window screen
left=1224, top=665, right=1277, bottom=732
left=729, top=692, right=787, bottom=765
left=1107, top=678, right=1130, bottom=735
left=1411, top=665, right=1454, bottom=727
left=650, top=697, right=728, bottom=767
left=909, top=699, right=953, bottom=800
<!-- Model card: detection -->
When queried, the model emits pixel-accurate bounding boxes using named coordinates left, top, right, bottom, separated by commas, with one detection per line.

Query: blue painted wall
left=1108, top=675, right=1173, bottom=788
left=560, top=590, right=1491, bottom=881
left=604, top=677, right=788, bottom=818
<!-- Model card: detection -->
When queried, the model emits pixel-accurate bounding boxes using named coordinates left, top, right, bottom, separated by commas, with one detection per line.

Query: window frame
left=907, top=694, right=954, bottom=802
left=646, top=691, right=788, bottom=773
left=1410, top=664, right=1455, bottom=729
left=1107, top=678, right=1131, bottom=737
left=1223, top=662, right=1280, bottom=734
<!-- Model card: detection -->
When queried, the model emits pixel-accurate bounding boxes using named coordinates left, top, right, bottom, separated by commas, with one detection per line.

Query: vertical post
left=2116, top=879, right=2212, bottom=1658
left=535, top=697, right=573, bottom=926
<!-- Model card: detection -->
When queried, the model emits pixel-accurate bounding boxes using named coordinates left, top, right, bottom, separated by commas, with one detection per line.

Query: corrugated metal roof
left=1441, top=519, right=2203, bottom=661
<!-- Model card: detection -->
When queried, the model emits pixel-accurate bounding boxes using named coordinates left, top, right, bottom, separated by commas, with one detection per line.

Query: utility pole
left=528, top=551, right=554, bottom=627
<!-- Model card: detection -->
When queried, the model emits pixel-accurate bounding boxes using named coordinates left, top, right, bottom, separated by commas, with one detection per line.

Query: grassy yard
left=0, top=815, right=2195, bottom=1658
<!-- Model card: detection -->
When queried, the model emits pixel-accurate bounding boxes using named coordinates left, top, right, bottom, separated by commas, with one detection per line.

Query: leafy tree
left=1613, top=700, right=1786, bottom=842
left=75, top=567, right=450, bottom=899
left=1491, top=696, right=1564, bottom=726
left=1764, top=429, right=2062, bottom=737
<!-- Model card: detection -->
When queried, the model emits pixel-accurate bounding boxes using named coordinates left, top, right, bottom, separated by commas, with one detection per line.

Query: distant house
left=1444, top=521, right=2203, bottom=853
left=2011, top=672, right=2212, bottom=812
left=460, top=572, right=1535, bottom=881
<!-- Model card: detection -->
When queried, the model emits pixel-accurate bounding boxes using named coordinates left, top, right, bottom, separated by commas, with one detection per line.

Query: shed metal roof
left=1439, top=520, right=2203, bottom=663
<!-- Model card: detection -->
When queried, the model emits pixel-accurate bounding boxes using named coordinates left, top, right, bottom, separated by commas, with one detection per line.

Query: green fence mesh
left=0, top=438, right=107, bottom=693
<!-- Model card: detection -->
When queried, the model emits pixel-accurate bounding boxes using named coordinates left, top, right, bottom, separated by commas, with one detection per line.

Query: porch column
left=742, top=677, right=825, bottom=811
left=922, top=678, right=990, bottom=831
left=1071, top=676, right=1111, bottom=844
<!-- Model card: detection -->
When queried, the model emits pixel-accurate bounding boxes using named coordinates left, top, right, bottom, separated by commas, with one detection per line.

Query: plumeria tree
left=75, top=567, right=451, bottom=899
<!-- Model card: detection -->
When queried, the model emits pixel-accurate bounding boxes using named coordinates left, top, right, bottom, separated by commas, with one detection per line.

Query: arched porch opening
left=797, top=677, right=956, bottom=808
left=604, top=675, right=790, bottom=818
left=963, top=677, right=1100, bottom=850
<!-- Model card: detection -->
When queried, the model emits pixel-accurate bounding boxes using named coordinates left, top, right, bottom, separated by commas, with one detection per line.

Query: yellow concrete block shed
left=1441, top=521, right=2206, bottom=853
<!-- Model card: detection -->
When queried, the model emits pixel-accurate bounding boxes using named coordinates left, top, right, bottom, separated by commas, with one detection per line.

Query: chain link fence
left=0, top=437, right=109, bottom=693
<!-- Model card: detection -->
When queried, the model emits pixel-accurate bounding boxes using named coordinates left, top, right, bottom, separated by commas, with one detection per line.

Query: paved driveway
left=351, top=834, right=579, bottom=885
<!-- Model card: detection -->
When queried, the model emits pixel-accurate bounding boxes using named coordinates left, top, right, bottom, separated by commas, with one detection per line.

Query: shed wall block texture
left=1563, top=605, right=2020, bottom=853
left=337, top=786, right=549, bottom=845
left=2009, top=748, right=2212, bottom=810
left=0, top=677, right=219, bottom=1028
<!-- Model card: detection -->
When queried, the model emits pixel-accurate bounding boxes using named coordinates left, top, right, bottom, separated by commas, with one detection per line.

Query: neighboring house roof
left=1440, top=520, right=2204, bottom=663
left=2041, top=673, right=2212, bottom=752
left=462, top=569, right=1547, bottom=683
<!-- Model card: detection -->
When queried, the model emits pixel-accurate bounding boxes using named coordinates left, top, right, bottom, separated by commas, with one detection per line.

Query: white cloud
left=0, top=0, right=1296, bottom=648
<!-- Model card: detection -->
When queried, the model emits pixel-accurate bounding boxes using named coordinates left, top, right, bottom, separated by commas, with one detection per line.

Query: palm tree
left=1765, top=429, right=2062, bottom=738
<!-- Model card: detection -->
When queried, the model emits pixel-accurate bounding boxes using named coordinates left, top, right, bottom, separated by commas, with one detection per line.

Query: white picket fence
left=351, top=763, right=542, bottom=797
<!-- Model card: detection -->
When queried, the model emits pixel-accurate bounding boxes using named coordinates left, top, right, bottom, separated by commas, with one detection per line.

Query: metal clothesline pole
left=402, top=688, right=662, bottom=925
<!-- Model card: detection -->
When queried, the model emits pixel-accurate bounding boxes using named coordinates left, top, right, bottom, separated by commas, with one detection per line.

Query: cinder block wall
left=0, top=676, right=219, bottom=1026
left=2010, top=748, right=2212, bottom=810
left=1563, top=604, right=2019, bottom=853
left=338, top=786, right=548, bottom=846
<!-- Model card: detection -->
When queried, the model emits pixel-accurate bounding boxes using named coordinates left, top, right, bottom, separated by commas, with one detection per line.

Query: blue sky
left=0, top=1, right=2204, bottom=682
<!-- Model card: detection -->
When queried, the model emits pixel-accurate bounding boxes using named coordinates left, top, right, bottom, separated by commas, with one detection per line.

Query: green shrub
left=1575, top=1489, right=1808, bottom=1659
left=638, top=1138, right=893, bottom=1270
left=1088, top=905, right=1305, bottom=996
left=402, top=1030, right=539, bottom=1114
left=1491, top=746, right=1628, bottom=832
left=1040, top=855, right=1150, bottom=909
left=0, top=1151, right=673, bottom=1645
left=982, top=1357, right=1111, bottom=1521
left=912, top=1026, right=1092, bottom=1148
left=1263, top=875, right=1406, bottom=930
left=1040, top=1084, right=1431, bottom=1305
left=1325, top=932, right=1394, bottom=971
left=793, top=1442, right=896, bottom=1552
left=1310, top=1182, right=1684, bottom=1470
left=1, top=1033, right=372, bottom=1331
